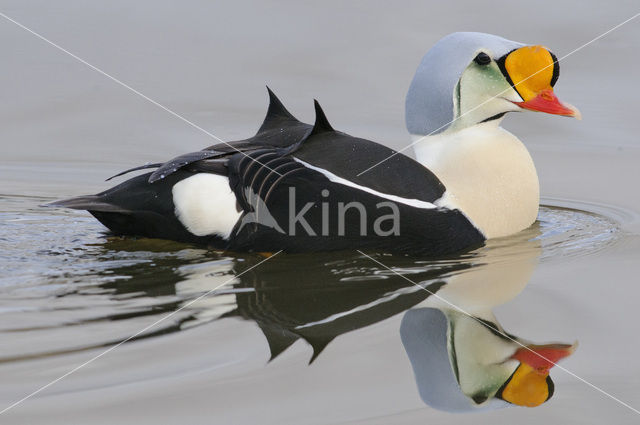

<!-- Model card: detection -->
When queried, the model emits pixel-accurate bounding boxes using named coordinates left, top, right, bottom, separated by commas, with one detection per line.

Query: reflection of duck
left=402, top=309, right=575, bottom=411
left=399, top=228, right=576, bottom=411
left=220, top=253, right=467, bottom=362
left=223, top=228, right=575, bottom=410
left=51, top=32, right=579, bottom=254
left=79, top=228, right=575, bottom=411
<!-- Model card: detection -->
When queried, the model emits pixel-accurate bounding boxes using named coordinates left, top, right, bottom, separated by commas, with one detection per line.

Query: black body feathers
left=50, top=88, right=485, bottom=255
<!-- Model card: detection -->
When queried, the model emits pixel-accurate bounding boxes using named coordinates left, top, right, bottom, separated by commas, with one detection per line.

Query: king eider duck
left=51, top=32, right=580, bottom=255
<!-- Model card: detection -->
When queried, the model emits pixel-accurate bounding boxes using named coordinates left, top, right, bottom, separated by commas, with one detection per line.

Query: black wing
left=224, top=102, right=483, bottom=255
left=294, top=100, right=446, bottom=203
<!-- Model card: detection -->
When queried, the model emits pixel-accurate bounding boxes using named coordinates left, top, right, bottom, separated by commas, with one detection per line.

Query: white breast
left=172, top=173, right=241, bottom=239
left=413, top=121, right=539, bottom=238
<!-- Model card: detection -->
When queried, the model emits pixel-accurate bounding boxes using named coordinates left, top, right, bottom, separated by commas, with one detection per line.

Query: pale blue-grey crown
left=405, top=32, right=524, bottom=136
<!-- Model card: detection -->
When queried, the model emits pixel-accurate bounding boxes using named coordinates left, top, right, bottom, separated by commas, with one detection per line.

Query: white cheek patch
left=172, top=174, right=241, bottom=239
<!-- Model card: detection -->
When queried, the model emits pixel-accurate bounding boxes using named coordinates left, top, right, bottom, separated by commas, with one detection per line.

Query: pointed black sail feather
left=262, top=86, right=297, bottom=121
left=147, top=88, right=311, bottom=183
left=309, top=99, right=335, bottom=136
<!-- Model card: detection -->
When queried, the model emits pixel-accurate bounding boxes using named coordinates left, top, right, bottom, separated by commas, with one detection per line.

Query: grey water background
left=0, top=1, right=639, bottom=424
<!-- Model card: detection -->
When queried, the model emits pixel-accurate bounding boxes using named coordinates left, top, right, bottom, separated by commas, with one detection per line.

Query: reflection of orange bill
left=501, top=342, right=578, bottom=407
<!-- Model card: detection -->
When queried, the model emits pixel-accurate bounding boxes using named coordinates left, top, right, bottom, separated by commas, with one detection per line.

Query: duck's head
left=405, top=32, right=580, bottom=136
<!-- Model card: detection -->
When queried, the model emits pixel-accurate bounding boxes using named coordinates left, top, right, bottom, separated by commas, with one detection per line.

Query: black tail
left=45, top=171, right=223, bottom=245
left=46, top=195, right=130, bottom=213
left=46, top=195, right=143, bottom=237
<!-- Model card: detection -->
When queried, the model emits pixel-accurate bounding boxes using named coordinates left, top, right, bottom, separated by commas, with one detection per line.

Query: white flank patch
left=172, top=174, right=241, bottom=239
left=293, top=158, right=438, bottom=209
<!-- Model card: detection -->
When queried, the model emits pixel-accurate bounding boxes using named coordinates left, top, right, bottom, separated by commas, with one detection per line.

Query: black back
left=55, top=91, right=485, bottom=255
left=222, top=102, right=483, bottom=255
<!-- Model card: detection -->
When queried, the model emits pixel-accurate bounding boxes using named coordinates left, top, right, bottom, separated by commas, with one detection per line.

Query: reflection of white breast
left=449, top=311, right=519, bottom=399
left=413, top=121, right=539, bottom=238
left=403, top=231, right=542, bottom=411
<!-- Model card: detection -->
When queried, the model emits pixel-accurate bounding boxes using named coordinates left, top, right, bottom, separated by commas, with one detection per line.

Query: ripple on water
left=536, top=204, right=620, bottom=260
left=0, top=195, right=623, bottom=362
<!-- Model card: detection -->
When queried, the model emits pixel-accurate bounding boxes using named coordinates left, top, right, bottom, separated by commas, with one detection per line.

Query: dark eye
left=474, top=52, right=491, bottom=66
